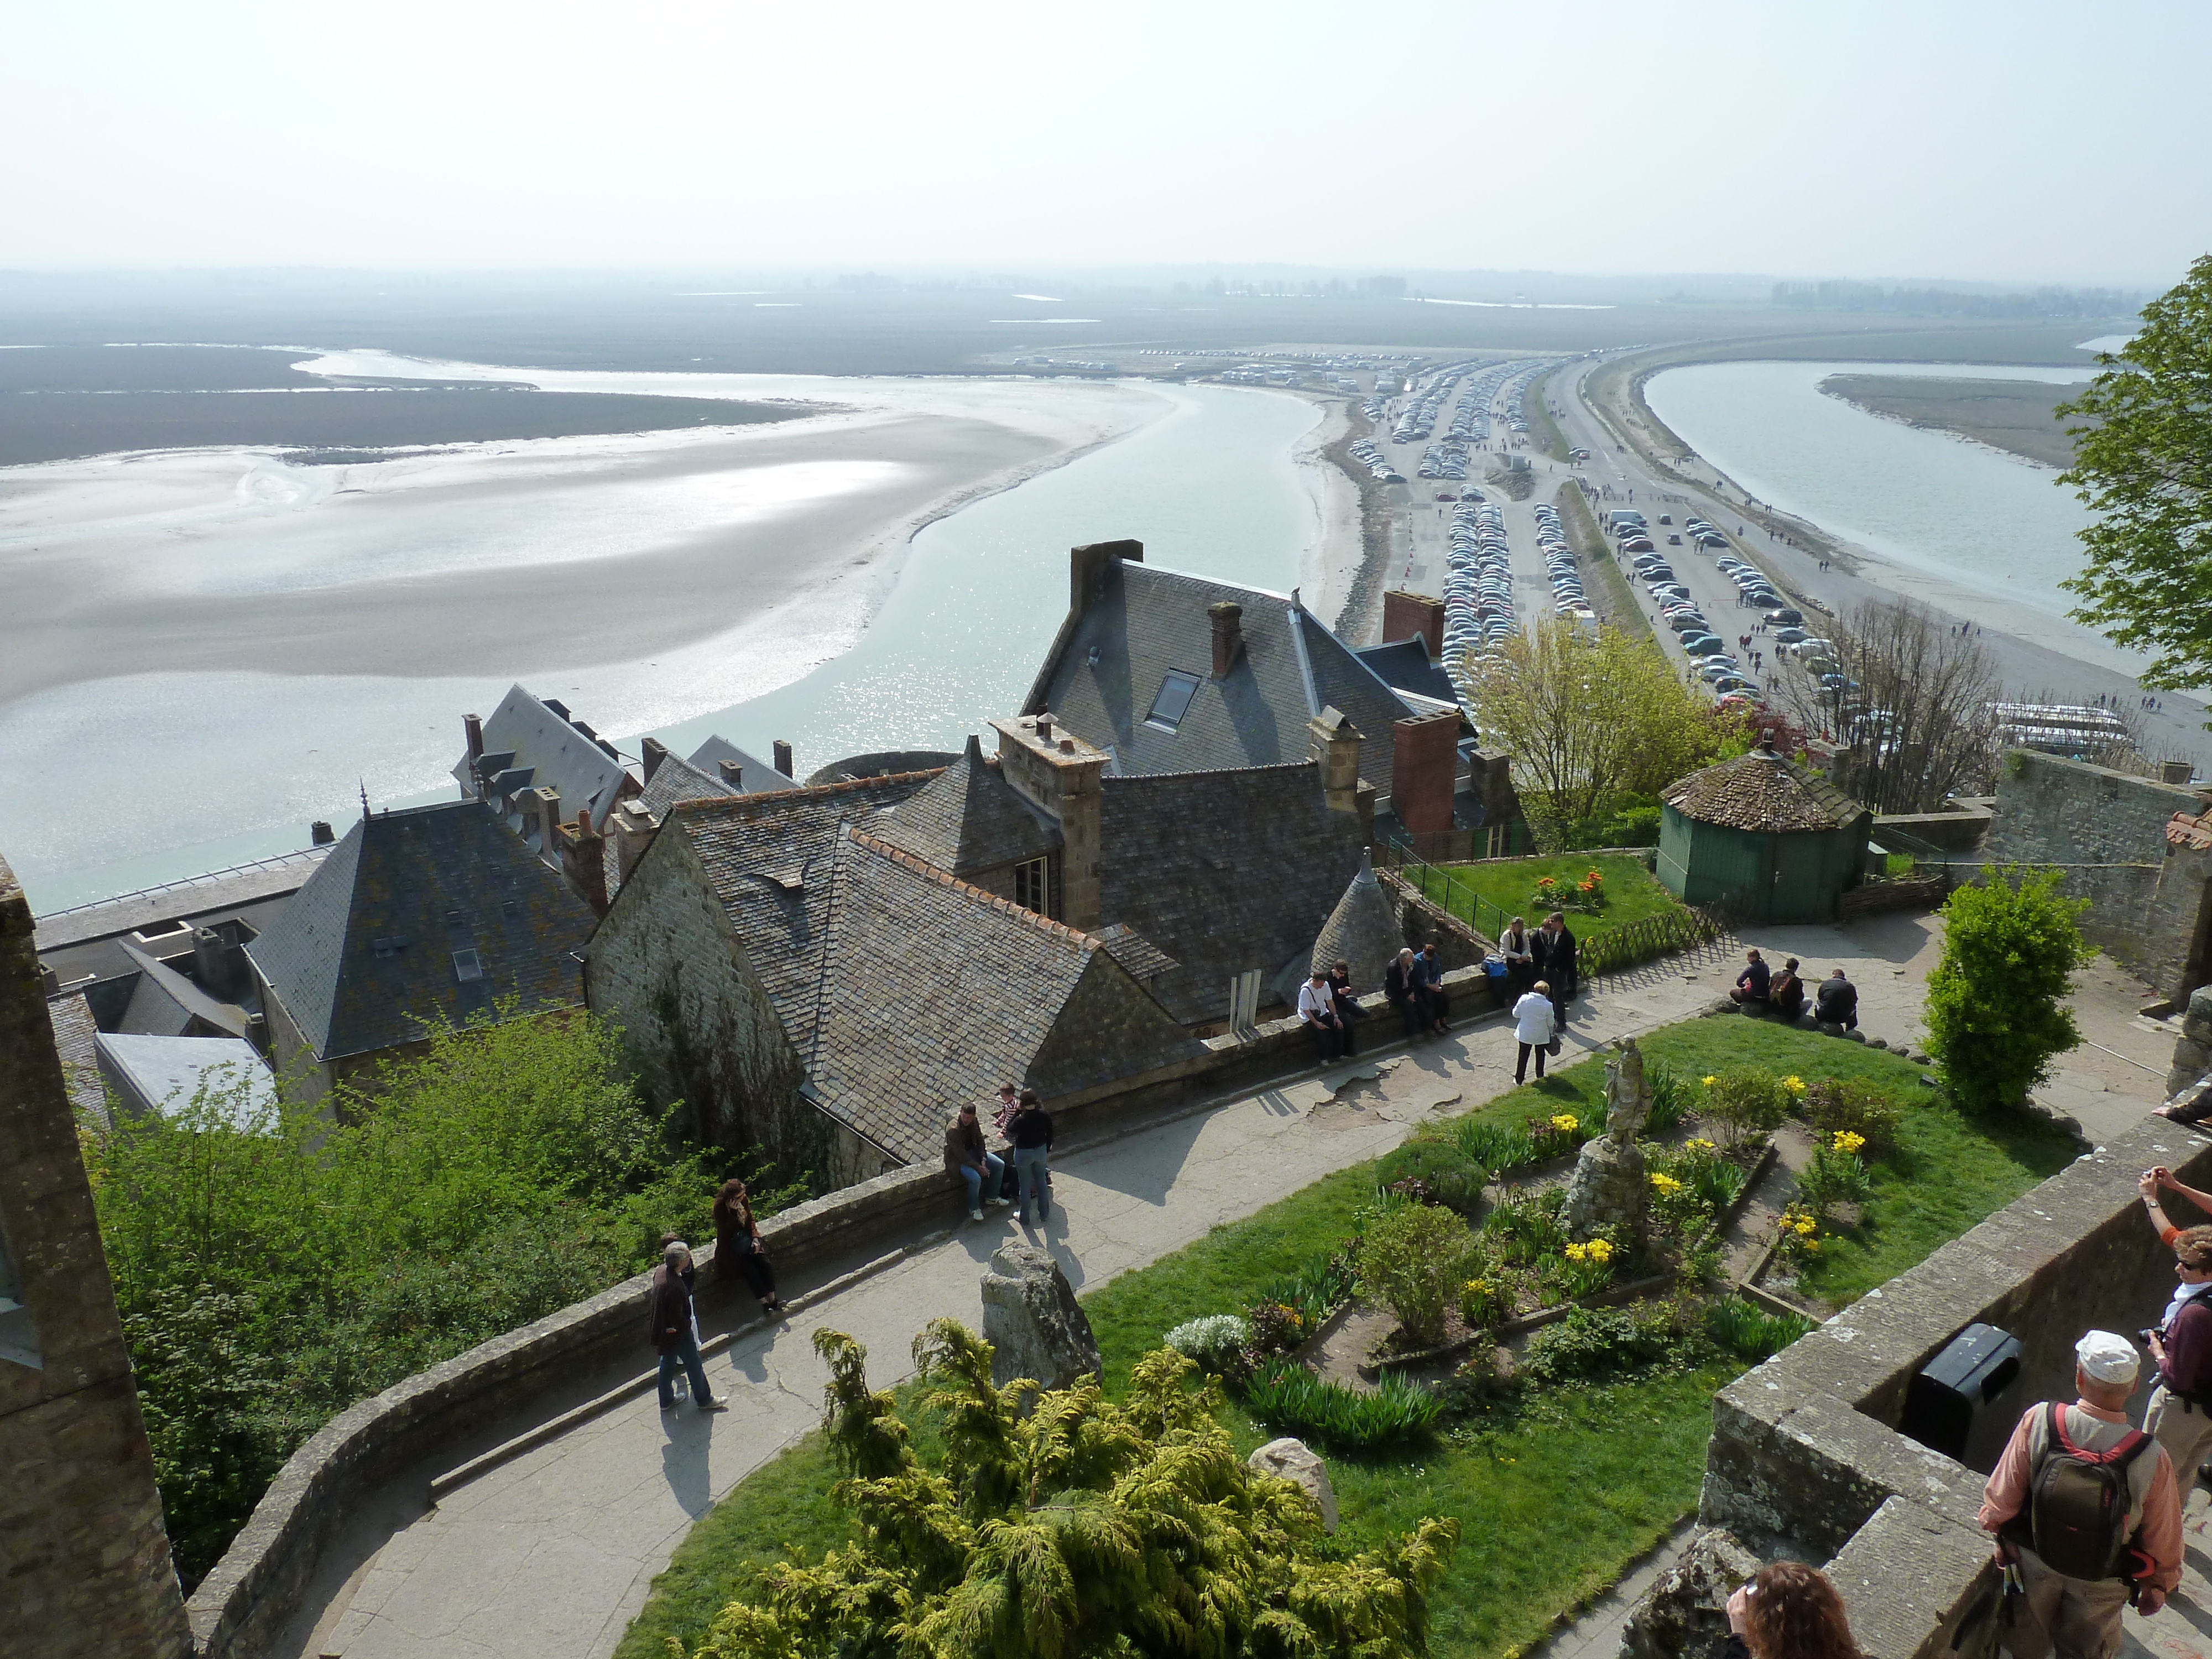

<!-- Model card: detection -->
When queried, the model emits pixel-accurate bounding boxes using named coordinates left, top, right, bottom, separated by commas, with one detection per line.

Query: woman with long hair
left=1726, top=1561, right=1861, bottom=1659
left=712, top=1177, right=787, bottom=1317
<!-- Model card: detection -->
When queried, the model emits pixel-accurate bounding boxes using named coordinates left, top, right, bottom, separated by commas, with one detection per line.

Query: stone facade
left=0, top=852, right=190, bottom=1658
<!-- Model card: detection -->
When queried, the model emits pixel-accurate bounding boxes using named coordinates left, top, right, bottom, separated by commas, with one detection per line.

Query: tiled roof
left=456, top=684, right=635, bottom=827
left=95, top=1033, right=276, bottom=1126
left=1355, top=638, right=1460, bottom=706
left=2169, top=811, right=2212, bottom=852
left=803, top=831, right=1200, bottom=1162
left=1097, top=761, right=1369, bottom=1023
left=116, top=943, right=252, bottom=1040
left=639, top=750, right=737, bottom=817
left=659, top=773, right=942, bottom=1052
left=1028, top=559, right=1414, bottom=795
left=1662, top=752, right=1867, bottom=834
left=245, top=801, right=594, bottom=1062
left=46, top=992, right=107, bottom=1128
left=1092, top=922, right=1178, bottom=980
left=868, top=735, right=1061, bottom=877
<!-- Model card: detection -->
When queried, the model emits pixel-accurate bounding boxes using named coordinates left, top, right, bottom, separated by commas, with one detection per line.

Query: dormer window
left=1145, top=670, right=1202, bottom=734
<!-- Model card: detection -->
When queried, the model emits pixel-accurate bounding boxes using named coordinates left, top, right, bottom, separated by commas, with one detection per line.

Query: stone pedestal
left=979, top=1241, right=1102, bottom=1393
left=1564, top=1135, right=1649, bottom=1240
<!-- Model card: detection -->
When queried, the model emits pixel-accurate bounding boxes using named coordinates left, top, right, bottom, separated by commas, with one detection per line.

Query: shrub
left=1481, top=1187, right=1569, bottom=1267
left=1376, top=1139, right=1490, bottom=1213
left=1658, top=1137, right=1746, bottom=1216
left=1246, top=1298, right=1317, bottom=1358
left=1358, top=1203, right=1479, bottom=1349
left=1454, top=1117, right=1537, bottom=1174
left=1521, top=1298, right=1712, bottom=1385
left=1800, top=1078, right=1903, bottom=1156
left=1796, top=1145, right=1872, bottom=1215
left=1707, top=1296, right=1817, bottom=1361
left=1244, top=1360, right=1445, bottom=1451
left=1773, top=1204, right=1824, bottom=1264
left=1702, top=1067, right=1790, bottom=1147
left=1526, top=1112, right=1592, bottom=1161
left=1926, top=865, right=2089, bottom=1113
left=1162, top=1314, right=1253, bottom=1375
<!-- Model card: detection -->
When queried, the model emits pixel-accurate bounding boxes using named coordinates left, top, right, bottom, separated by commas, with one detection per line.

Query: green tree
left=1468, top=620, right=1725, bottom=848
left=1923, top=865, right=2089, bottom=1113
left=2058, top=255, right=2212, bottom=691
left=686, top=1323, right=1459, bottom=1659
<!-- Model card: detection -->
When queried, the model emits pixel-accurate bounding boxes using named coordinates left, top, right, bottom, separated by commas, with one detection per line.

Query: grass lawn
left=617, top=1017, right=2075, bottom=1659
left=1408, top=852, right=1678, bottom=945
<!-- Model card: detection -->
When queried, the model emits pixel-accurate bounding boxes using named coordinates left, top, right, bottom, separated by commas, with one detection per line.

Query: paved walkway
left=282, top=914, right=2176, bottom=1659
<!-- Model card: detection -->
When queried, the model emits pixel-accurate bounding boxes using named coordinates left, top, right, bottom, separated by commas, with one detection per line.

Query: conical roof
left=1310, top=853, right=1408, bottom=994
left=1661, top=749, right=1864, bottom=834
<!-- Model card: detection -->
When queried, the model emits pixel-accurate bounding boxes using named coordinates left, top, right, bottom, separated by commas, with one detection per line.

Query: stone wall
left=1698, top=1117, right=2212, bottom=1659
left=0, top=853, right=190, bottom=1658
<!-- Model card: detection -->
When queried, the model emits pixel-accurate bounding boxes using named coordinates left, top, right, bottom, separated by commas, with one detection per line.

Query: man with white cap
left=1979, top=1331, right=2183, bottom=1658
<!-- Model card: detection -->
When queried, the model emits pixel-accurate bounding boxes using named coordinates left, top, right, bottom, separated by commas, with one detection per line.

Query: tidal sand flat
left=1818, top=374, right=2083, bottom=469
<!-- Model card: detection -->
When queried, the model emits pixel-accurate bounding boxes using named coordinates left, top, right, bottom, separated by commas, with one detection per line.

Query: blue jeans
left=1014, top=1146, right=1051, bottom=1223
left=658, top=1329, right=712, bottom=1408
left=958, top=1151, right=1005, bottom=1208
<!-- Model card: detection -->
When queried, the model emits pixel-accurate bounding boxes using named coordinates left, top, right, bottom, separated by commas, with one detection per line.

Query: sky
left=3, top=0, right=2206, bottom=287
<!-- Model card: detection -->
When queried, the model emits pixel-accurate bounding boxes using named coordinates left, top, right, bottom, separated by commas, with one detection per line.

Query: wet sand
left=1818, top=374, right=2082, bottom=469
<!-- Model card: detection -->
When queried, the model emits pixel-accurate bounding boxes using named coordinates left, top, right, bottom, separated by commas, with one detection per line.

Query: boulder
left=1867, top=1037, right=1888, bottom=1051
left=1619, top=1526, right=1765, bottom=1659
left=980, top=1240, right=1102, bottom=1394
left=2183, top=984, right=2212, bottom=1045
left=1247, top=1437, right=1339, bottom=1532
left=1564, top=1133, right=1648, bottom=1240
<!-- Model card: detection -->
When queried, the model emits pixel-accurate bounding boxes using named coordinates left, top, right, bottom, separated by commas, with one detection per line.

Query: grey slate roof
left=1092, top=923, right=1178, bottom=980
left=687, top=735, right=799, bottom=794
left=116, top=943, right=253, bottom=1040
left=1305, top=854, right=1410, bottom=997
left=95, top=1033, right=276, bottom=1126
left=803, top=831, right=1201, bottom=1162
left=1096, top=761, right=1369, bottom=1024
left=456, top=684, right=636, bottom=828
left=1663, top=751, right=1867, bottom=834
left=1026, top=560, right=1416, bottom=796
left=1356, top=638, right=1460, bottom=707
left=46, top=992, right=107, bottom=1128
left=639, top=749, right=737, bottom=817
left=244, top=800, right=594, bottom=1063
left=866, top=735, right=1061, bottom=877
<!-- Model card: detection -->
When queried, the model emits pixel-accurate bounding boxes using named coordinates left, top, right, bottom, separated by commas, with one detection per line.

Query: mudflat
left=1818, top=374, right=2084, bottom=469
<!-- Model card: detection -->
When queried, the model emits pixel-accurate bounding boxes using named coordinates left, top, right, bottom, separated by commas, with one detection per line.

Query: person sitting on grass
left=1730, top=947, right=1771, bottom=1011
left=1816, top=968, right=1858, bottom=1031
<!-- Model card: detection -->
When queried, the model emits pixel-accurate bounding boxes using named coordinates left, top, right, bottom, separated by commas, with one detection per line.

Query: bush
left=1453, top=1117, right=1537, bottom=1174
left=1244, top=1360, right=1445, bottom=1451
left=1800, top=1077, right=1903, bottom=1156
left=1482, top=1187, right=1569, bottom=1267
left=1358, top=1203, right=1478, bottom=1349
left=1162, top=1314, right=1253, bottom=1375
left=1702, top=1067, right=1790, bottom=1147
left=1706, top=1297, right=1817, bottom=1361
left=1542, top=1237, right=1621, bottom=1303
left=1926, top=866, right=2089, bottom=1113
left=1376, top=1139, right=1490, bottom=1213
left=1796, top=1144, right=1872, bottom=1215
left=1521, top=1299, right=1712, bottom=1385
left=1459, top=1271, right=1515, bottom=1332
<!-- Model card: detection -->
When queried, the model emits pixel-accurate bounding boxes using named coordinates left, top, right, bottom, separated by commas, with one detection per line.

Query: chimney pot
left=717, top=758, right=744, bottom=789
left=1209, top=601, right=1244, bottom=677
left=1037, top=715, right=1053, bottom=739
left=463, top=713, right=485, bottom=791
left=773, top=739, right=794, bottom=779
left=1058, top=738, right=1075, bottom=754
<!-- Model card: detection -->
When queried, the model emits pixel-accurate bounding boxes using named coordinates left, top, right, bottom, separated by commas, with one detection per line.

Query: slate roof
left=1097, top=761, right=1369, bottom=1024
left=1306, top=854, right=1411, bottom=996
left=244, top=801, right=594, bottom=1063
left=116, top=943, right=253, bottom=1040
left=1356, top=638, right=1460, bottom=707
left=456, top=684, right=636, bottom=830
left=46, top=992, right=107, bottom=1128
left=1026, top=559, right=1415, bottom=796
left=1092, top=923, right=1178, bottom=981
left=95, top=1033, right=276, bottom=1126
left=639, top=749, right=737, bottom=817
left=867, top=735, right=1061, bottom=877
left=802, top=831, right=1201, bottom=1162
left=687, top=735, right=799, bottom=794
left=1662, top=752, right=1867, bottom=834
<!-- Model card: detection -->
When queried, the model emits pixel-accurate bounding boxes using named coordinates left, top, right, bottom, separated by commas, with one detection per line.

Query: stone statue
left=1564, top=1037, right=1650, bottom=1240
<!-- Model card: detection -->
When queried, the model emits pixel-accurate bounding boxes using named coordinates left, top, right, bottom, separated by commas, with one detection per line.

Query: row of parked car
left=1391, top=361, right=1485, bottom=445
left=1535, top=500, right=1595, bottom=625
left=1441, top=499, right=1520, bottom=669
left=1345, top=436, right=1406, bottom=484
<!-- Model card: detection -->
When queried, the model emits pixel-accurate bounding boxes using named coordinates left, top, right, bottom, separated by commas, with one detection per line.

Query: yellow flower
left=1782, top=1076, right=1807, bottom=1095
left=1564, top=1242, right=1586, bottom=1262
left=1803, top=1239, right=1821, bottom=1252
left=1585, top=1238, right=1616, bottom=1263
left=1796, top=1217, right=1817, bottom=1235
left=1687, top=1138, right=1715, bottom=1152
left=1702, top=1076, right=1718, bottom=1087
left=1650, top=1173, right=1684, bottom=1194
left=1551, top=1114, right=1580, bottom=1134
left=1832, top=1130, right=1866, bottom=1155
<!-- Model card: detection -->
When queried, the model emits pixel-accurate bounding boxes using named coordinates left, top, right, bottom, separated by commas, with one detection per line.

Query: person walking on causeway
left=650, top=1241, right=727, bottom=1412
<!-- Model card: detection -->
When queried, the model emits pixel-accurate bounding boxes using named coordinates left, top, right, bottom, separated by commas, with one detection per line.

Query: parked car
left=1764, top=608, right=1803, bottom=626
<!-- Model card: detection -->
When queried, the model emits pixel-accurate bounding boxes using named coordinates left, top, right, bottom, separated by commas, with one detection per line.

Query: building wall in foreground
left=0, top=851, right=190, bottom=1659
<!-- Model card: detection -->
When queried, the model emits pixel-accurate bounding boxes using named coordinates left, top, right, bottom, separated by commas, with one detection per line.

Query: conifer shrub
left=1926, top=865, right=2089, bottom=1113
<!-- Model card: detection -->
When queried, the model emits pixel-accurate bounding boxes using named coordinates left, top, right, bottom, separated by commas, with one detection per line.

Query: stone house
left=245, top=801, right=596, bottom=1105
left=455, top=685, right=641, bottom=877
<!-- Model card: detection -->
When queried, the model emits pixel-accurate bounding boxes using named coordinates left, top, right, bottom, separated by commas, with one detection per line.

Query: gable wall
left=1026, top=953, right=1203, bottom=1101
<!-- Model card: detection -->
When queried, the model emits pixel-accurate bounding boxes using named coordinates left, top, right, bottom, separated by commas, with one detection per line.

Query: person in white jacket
left=1513, top=980, right=1557, bottom=1084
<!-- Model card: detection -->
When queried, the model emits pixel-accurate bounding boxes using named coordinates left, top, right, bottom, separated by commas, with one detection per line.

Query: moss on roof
left=1662, top=751, right=1865, bottom=834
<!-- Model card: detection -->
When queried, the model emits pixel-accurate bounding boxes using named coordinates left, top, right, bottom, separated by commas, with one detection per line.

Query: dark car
left=1681, top=633, right=1725, bottom=654
left=1764, top=608, right=1803, bottom=626
left=1667, top=534, right=1682, bottom=545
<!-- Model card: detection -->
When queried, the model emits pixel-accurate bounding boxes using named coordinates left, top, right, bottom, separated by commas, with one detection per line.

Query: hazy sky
left=5, top=0, right=2205, bottom=286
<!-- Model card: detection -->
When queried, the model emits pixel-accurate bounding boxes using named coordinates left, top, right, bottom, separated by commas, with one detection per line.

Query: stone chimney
left=1209, top=601, right=1245, bottom=677
left=1391, top=710, right=1460, bottom=836
left=1069, top=539, right=1145, bottom=620
left=606, top=800, right=660, bottom=896
left=527, top=785, right=562, bottom=857
left=557, top=808, right=611, bottom=915
left=773, top=740, right=794, bottom=780
left=640, top=737, right=669, bottom=785
left=1308, top=707, right=1363, bottom=815
left=717, top=759, right=744, bottom=790
left=1381, top=590, right=1446, bottom=659
left=462, top=712, right=485, bottom=797
left=310, top=820, right=335, bottom=846
left=990, top=712, right=1107, bottom=931
left=192, top=927, right=230, bottom=999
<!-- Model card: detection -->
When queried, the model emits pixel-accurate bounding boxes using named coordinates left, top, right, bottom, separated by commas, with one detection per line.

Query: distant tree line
left=1771, top=279, right=2141, bottom=319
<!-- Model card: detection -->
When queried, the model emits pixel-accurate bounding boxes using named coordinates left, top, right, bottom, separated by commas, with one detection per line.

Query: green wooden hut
left=1656, top=750, right=1872, bottom=924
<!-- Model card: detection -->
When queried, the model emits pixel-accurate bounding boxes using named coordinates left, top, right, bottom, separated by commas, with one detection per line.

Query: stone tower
left=0, top=851, right=190, bottom=1657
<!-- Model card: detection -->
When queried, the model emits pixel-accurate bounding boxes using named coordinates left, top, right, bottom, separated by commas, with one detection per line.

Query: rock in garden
left=980, top=1241, right=1102, bottom=1393
left=1868, top=1037, right=1888, bottom=1050
left=1566, top=1040, right=1650, bottom=1239
left=1247, top=1437, right=1339, bottom=1532
left=1618, top=1526, right=1766, bottom=1659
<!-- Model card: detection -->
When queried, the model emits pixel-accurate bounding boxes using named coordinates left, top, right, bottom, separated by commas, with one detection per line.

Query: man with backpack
left=1978, top=1331, right=2183, bottom=1658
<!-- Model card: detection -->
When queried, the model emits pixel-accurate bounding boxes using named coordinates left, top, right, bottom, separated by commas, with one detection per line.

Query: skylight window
left=452, top=949, right=483, bottom=983
left=1145, top=670, right=1203, bottom=733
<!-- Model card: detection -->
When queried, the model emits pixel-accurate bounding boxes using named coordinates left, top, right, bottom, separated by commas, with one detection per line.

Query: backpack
left=2011, top=1403, right=2152, bottom=1580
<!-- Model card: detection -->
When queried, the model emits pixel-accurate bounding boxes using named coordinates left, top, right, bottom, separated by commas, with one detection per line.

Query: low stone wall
left=1872, top=807, right=1991, bottom=854
left=1837, top=873, right=1948, bottom=920
left=1698, top=1117, right=2212, bottom=1659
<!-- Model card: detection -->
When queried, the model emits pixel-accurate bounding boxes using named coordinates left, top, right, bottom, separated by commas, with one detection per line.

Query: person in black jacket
left=1815, top=968, right=1858, bottom=1030
left=1730, top=948, right=1771, bottom=1011
left=1384, top=948, right=1425, bottom=1040
left=1008, top=1088, right=1055, bottom=1227
left=1326, top=959, right=1363, bottom=1057
left=1536, top=913, right=1578, bottom=1023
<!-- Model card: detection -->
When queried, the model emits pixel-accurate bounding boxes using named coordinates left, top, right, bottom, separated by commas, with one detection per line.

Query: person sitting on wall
left=945, top=1102, right=1013, bottom=1224
left=1326, top=958, right=1363, bottom=1057
left=1500, top=916, right=1537, bottom=996
left=1730, top=948, right=1771, bottom=1011
left=1815, top=967, right=1859, bottom=1031
left=1416, top=940, right=1452, bottom=1035
left=1979, top=1330, right=2182, bottom=1656
left=1724, top=1562, right=1863, bottom=1659
left=2138, top=1168, right=2212, bottom=1490
left=1385, top=947, right=1425, bottom=1041
left=1298, top=968, right=1345, bottom=1061
left=1770, top=957, right=1806, bottom=1022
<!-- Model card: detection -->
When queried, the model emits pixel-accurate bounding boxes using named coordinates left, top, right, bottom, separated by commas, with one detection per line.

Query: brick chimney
left=1307, top=706, right=1363, bottom=815
left=1381, top=591, right=1446, bottom=658
left=1209, top=601, right=1244, bottom=677
left=606, top=800, right=660, bottom=896
left=1069, top=539, right=1145, bottom=619
left=557, top=808, right=611, bottom=915
left=1391, top=710, right=1460, bottom=836
left=773, top=739, right=794, bottom=780
left=717, top=758, right=744, bottom=790
left=463, top=713, right=485, bottom=797
left=990, top=712, right=1107, bottom=930
left=640, top=737, right=669, bottom=785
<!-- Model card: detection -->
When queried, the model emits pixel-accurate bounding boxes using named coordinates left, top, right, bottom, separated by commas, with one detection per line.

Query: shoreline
left=1813, top=379, right=2072, bottom=474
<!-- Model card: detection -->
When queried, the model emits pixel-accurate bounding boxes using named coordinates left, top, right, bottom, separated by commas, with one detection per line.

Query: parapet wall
left=1700, top=1118, right=2212, bottom=1659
